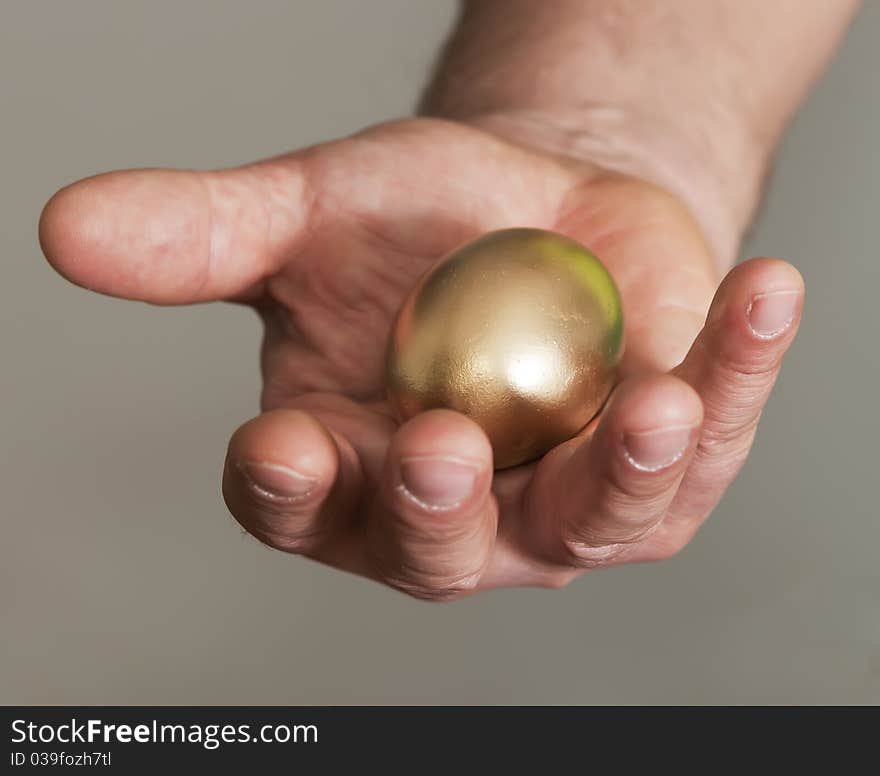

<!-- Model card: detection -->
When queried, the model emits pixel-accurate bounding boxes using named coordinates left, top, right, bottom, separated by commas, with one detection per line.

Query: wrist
left=447, top=106, right=768, bottom=271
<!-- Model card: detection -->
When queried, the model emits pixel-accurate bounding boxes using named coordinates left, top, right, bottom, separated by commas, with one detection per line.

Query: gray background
left=1, top=0, right=877, bottom=704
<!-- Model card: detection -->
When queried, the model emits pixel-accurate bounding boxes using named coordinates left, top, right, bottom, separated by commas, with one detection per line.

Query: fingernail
left=399, top=456, right=480, bottom=510
left=623, top=426, right=693, bottom=472
left=237, top=461, right=317, bottom=502
left=747, top=289, right=800, bottom=339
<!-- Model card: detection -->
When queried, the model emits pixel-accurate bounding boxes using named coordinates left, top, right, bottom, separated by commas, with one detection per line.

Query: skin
left=39, top=2, right=858, bottom=600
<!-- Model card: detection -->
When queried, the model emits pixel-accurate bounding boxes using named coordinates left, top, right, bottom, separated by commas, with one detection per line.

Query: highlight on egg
left=386, top=228, right=624, bottom=469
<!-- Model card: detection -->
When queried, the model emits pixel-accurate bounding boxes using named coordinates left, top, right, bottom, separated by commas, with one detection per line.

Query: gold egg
left=386, top=228, right=624, bottom=469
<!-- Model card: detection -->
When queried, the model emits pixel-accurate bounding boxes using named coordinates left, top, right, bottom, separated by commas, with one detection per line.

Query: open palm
left=40, top=117, right=803, bottom=598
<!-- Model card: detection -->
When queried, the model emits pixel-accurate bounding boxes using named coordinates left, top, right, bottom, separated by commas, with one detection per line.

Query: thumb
left=38, top=156, right=313, bottom=304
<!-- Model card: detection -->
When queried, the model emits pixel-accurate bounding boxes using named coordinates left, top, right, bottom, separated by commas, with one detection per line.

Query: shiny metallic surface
left=387, top=228, right=624, bottom=469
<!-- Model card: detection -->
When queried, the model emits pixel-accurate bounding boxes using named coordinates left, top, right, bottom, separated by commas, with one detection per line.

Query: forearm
left=422, top=0, right=859, bottom=268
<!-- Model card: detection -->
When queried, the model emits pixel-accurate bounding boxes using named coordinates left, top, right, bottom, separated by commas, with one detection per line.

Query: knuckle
left=241, top=525, right=317, bottom=555
left=716, top=346, right=785, bottom=381
left=559, top=504, right=665, bottom=567
left=560, top=537, right=629, bottom=568
left=388, top=571, right=482, bottom=603
left=608, top=466, right=678, bottom=503
left=699, top=379, right=774, bottom=444
left=385, top=523, right=492, bottom=580
left=368, top=500, right=495, bottom=601
left=696, top=412, right=761, bottom=466
left=367, top=539, right=486, bottom=602
left=224, top=488, right=327, bottom=554
left=229, top=499, right=325, bottom=545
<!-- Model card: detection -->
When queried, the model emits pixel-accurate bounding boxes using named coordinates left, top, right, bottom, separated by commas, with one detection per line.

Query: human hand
left=40, top=117, right=803, bottom=598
